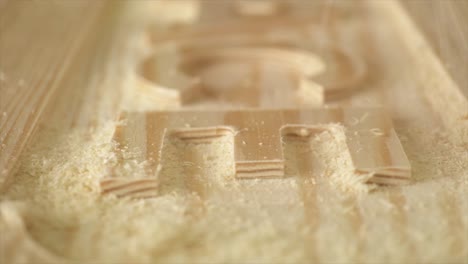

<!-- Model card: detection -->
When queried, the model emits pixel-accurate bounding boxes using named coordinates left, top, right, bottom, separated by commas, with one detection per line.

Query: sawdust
left=1, top=1, right=467, bottom=263
left=1, top=117, right=466, bottom=263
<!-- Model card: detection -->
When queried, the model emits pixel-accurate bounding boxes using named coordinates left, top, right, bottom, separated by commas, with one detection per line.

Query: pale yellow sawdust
left=1, top=119, right=467, bottom=263
left=1, top=1, right=468, bottom=263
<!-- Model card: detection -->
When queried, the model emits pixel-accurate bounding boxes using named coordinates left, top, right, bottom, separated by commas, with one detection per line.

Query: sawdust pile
left=1, top=120, right=467, bottom=263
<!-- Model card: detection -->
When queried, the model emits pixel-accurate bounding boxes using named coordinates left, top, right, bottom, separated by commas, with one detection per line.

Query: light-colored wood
left=101, top=107, right=411, bottom=198
left=402, top=0, right=468, bottom=98
left=145, top=11, right=368, bottom=103
left=1, top=0, right=467, bottom=263
left=0, top=1, right=105, bottom=188
left=381, top=0, right=468, bottom=144
left=100, top=178, right=158, bottom=199
left=0, top=202, right=64, bottom=263
left=139, top=46, right=325, bottom=108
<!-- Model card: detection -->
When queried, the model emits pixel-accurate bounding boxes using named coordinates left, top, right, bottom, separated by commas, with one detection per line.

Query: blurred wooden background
left=403, top=0, right=468, bottom=97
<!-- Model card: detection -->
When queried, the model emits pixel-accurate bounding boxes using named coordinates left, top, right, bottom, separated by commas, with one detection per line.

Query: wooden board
left=102, top=107, right=411, bottom=199
left=403, top=0, right=468, bottom=98
left=0, top=1, right=467, bottom=263
left=0, top=1, right=105, bottom=188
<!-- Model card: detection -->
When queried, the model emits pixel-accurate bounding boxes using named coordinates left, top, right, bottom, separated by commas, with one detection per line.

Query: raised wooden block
left=101, top=107, right=411, bottom=198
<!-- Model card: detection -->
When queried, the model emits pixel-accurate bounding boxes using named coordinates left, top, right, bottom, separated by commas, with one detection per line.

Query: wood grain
left=0, top=1, right=467, bottom=263
left=102, top=107, right=411, bottom=198
left=402, top=0, right=468, bottom=98
left=0, top=1, right=105, bottom=188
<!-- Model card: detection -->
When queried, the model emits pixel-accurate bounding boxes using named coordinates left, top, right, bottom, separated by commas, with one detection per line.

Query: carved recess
left=139, top=46, right=325, bottom=108
left=137, top=0, right=368, bottom=108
